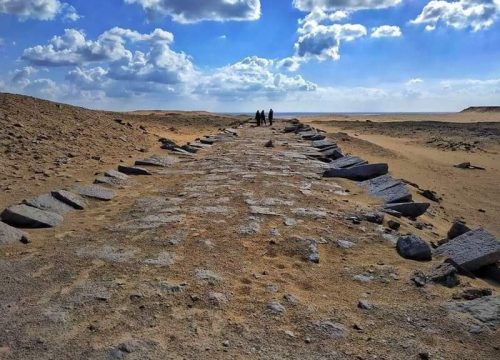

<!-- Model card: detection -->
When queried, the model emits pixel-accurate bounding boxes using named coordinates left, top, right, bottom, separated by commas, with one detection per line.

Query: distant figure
left=269, top=109, right=274, bottom=126
left=255, top=110, right=261, bottom=126
left=261, top=110, right=267, bottom=126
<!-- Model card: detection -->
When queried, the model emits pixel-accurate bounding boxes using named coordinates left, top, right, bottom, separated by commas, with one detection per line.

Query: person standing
left=255, top=110, right=261, bottom=126
left=261, top=110, right=267, bottom=126
left=269, top=108, right=274, bottom=126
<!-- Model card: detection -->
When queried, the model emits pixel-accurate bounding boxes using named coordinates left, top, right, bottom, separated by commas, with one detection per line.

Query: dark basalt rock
left=447, top=221, right=471, bottom=240
left=310, top=134, right=326, bottom=141
left=435, top=228, right=500, bottom=272
left=118, top=165, right=152, bottom=176
left=373, top=183, right=412, bottom=204
left=1, top=204, right=63, bottom=228
left=330, top=156, right=367, bottom=169
left=52, top=190, right=87, bottom=210
left=320, top=147, right=344, bottom=160
left=383, top=202, right=430, bottom=218
left=361, top=212, right=385, bottom=225
left=74, top=185, right=116, bottom=201
left=0, top=221, right=29, bottom=245
left=396, top=234, right=432, bottom=261
left=324, top=163, right=388, bottom=181
left=23, top=193, right=75, bottom=215
left=200, top=137, right=217, bottom=145
left=181, top=144, right=199, bottom=153
left=312, top=140, right=336, bottom=149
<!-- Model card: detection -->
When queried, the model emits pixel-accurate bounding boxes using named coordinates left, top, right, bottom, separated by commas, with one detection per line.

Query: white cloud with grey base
left=371, top=25, right=402, bottom=37
left=124, top=0, right=261, bottom=23
left=0, top=0, right=80, bottom=21
left=292, top=0, right=402, bottom=11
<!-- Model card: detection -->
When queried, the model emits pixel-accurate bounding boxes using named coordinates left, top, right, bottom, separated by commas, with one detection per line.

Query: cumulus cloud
left=293, top=0, right=402, bottom=12
left=371, top=25, right=402, bottom=37
left=411, top=0, right=500, bottom=32
left=124, top=0, right=261, bottom=23
left=11, top=66, right=38, bottom=86
left=196, top=56, right=317, bottom=101
left=406, top=78, right=424, bottom=86
left=0, top=0, right=80, bottom=21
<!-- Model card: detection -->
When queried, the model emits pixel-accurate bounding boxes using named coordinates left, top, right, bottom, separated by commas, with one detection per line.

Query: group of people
left=255, top=109, right=274, bottom=126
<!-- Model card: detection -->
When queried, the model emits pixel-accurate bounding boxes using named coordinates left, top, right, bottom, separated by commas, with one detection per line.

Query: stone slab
left=74, top=185, right=116, bottom=201
left=0, top=221, right=29, bottom=245
left=383, top=202, right=430, bottom=218
left=105, top=169, right=129, bottom=181
left=24, top=193, right=75, bottom=215
left=324, top=163, right=388, bottom=181
left=435, top=229, right=500, bottom=272
left=359, top=175, right=401, bottom=193
left=1, top=204, right=63, bottom=228
left=118, top=165, right=152, bottom=176
left=135, top=155, right=177, bottom=167
left=330, top=156, right=367, bottom=169
left=51, top=190, right=87, bottom=210
left=312, top=140, right=336, bottom=149
left=372, top=183, right=412, bottom=204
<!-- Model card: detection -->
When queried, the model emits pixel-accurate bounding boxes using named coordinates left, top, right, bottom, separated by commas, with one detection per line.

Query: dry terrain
left=0, top=95, right=499, bottom=359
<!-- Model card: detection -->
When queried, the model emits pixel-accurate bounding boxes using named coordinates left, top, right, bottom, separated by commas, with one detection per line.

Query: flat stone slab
left=74, top=185, right=116, bottom=201
left=383, top=202, right=430, bottom=218
left=1, top=204, right=63, bottom=228
left=200, top=137, right=217, bottom=145
left=330, top=156, right=367, bottom=169
left=95, top=176, right=127, bottom=187
left=372, top=183, right=412, bottom=204
left=52, top=190, right=87, bottom=210
left=118, top=165, right=152, bottom=176
left=105, top=169, right=129, bottom=181
left=312, top=140, right=336, bottom=149
left=447, top=295, right=500, bottom=326
left=324, top=163, right=388, bottom=181
left=359, top=175, right=401, bottom=193
left=24, top=193, right=75, bottom=215
left=320, top=147, right=343, bottom=160
left=135, top=155, right=178, bottom=167
left=0, top=221, right=29, bottom=245
left=310, top=134, right=326, bottom=141
left=435, top=229, right=500, bottom=272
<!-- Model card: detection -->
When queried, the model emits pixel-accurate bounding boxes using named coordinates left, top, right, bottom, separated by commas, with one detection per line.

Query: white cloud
left=0, top=0, right=80, bottom=21
left=124, top=0, right=261, bottom=23
left=411, top=0, right=500, bottom=32
left=276, top=56, right=304, bottom=72
left=293, top=0, right=402, bottom=12
left=61, top=4, right=81, bottom=22
left=11, top=66, right=38, bottom=86
left=406, top=78, right=424, bottom=86
left=371, top=25, right=402, bottom=37
left=196, top=56, right=317, bottom=101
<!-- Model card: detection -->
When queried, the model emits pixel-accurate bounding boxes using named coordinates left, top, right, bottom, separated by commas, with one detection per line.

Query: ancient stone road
left=0, top=122, right=498, bottom=359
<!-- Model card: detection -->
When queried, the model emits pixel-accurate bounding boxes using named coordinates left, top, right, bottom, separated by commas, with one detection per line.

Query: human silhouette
left=269, top=109, right=274, bottom=126
left=261, top=110, right=267, bottom=126
left=255, top=110, right=261, bottom=126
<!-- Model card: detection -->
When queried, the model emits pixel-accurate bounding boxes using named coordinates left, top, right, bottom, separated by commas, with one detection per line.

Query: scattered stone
left=293, top=208, right=327, bottom=219
left=361, top=212, right=384, bottom=225
left=23, top=193, right=75, bottom=215
left=396, top=234, right=432, bottom=261
left=117, top=165, right=152, bottom=176
left=435, top=228, right=500, bottom=272
left=337, top=239, right=356, bottom=249
left=358, top=300, right=373, bottom=310
left=383, top=202, right=430, bottom=218
left=311, top=321, right=347, bottom=339
left=410, top=271, right=427, bottom=287
left=195, top=269, right=222, bottom=284
left=454, top=288, right=492, bottom=301
left=306, top=240, right=320, bottom=263
left=353, top=274, right=374, bottom=283
left=249, top=206, right=280, bottom=216
left=283, top=293, right=300, bottom=305
left=312, top=140, right=336, bottom=149
left=447, top=295, right=500, bottom=325
left=266, top=301, right=285, bottom=315
left=51, top=190, right=87, bottom=210
left=373, top=183, right=412, bottom=204
left=447, top=221, right=471, bottom=240
left=388, top=220, right=401, bottom=231
left=94, top=175, right=126, bottom=186
left=0, top=221, right=29, bottom=245
left=454, top=162, right=485, bottom=170
left=269, top=228, right=280, bottom=236
left=265, top=140, right=274, bottom=148
left=428, top=262, right=460, bottom=287
left=419, top=189, right=440, bottom=203
left=324, top=163, right=388, bottom=181
left=330, top=156, right=367, bottom=169
left=143, top=252, right=175, bottom=267
left=1, top=204, right=63, bottom=228
left=135, top=155, right=177, bottom=167
left=105, top=169, right=129, bottom=181
left=74, top=185, right=116, bottom=201
left=208, top=292, right=229, bottom=307
left=159, top=282, right=188, bottom=293
left=284, top=217, right=298, bottom=226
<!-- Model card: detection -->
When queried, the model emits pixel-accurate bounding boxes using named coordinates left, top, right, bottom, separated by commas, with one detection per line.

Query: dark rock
left=266, top=301, right=285, bottom=315
left=427, top=262, right=460, bottom=287
left=94, top=176, right=126, bottom=187
left=359, top=175, right=400, bottom=193
left=24, top=193, right=75, bottom=215
left=264, top=140, right=274, bottom=148
left=372, top=183, right=412, bottom=204
left=435, top=228, right=500, bottom=272
left=454, top=288, right=492, bottom=301
left=312, top=140, right=336, bottom=149
left=135, top=155, right=177, bottom=167
left=51, top=190, right=87, bottom=210
left=410, top=271, right=427, bottom=287
left=358, top=300, right=373, bottom=310
left=200, top=137, right=217, bottom=145
left=311, top=321, right=347, bottom=339
left=396, top=234, right=432, bottom=261
left=454, top=162, right=486, bottom=170
left=118, top=165, right=152, bottom=176
left=181, top=144, right=199, bottom=153
left=105, top=170, right=129, bottom=181
left=324, top=163, right=388, bottom=181
left=158, top=138, right=178, bottom=150
left=447, top=295, right=500, bottom=325
left=382, top=208, right=402, bottom=218
left=74, top=185, right=116, bottom=201
left=1, top=204, right=63, bottom=228
left=320, top=147, right=344, bottom=160
left=419, top=189, right=440, bottom=203
left=388, top=220, right=401, bottom=230
left=0, top=221, right=29, bottom=245
left=383, top=202, right=430, bottom=218
left=361, top=212, right=385, bottom=225
left=447, top=221, right=471, bottom=240
left=306, top=240, right=320, bottom=263
left=310, top=134, right=326, bottom=141
left=330, top=156, right=367, bottom=169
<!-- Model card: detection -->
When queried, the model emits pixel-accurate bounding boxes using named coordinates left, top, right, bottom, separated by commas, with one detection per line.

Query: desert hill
left=461, top=106, right=500, bottom=113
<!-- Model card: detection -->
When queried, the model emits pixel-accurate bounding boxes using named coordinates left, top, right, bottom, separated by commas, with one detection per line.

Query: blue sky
left=0, top=0, right=499, bottom=112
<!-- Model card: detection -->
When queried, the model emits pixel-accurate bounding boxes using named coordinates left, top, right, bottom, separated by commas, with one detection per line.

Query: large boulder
left=324, top=163, right=388, bottom=181
left=0, top=221, right=29, bottom=245
left=396, top=234, right=432, bottom=261
left=23, top=193, right=75, bottom=215
left=1, top=204, right=63, bottom=228
left=51, top=190, right=87, bottom=210
left=435, top=229, right=500, bottom=272
left=74, top=185, right=116, bottom=201
left=383, top=202, right=430, bottom=218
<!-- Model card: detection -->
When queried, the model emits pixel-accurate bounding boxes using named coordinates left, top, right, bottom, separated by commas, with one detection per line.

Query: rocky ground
left=0, top=116, right=498, bottom=359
